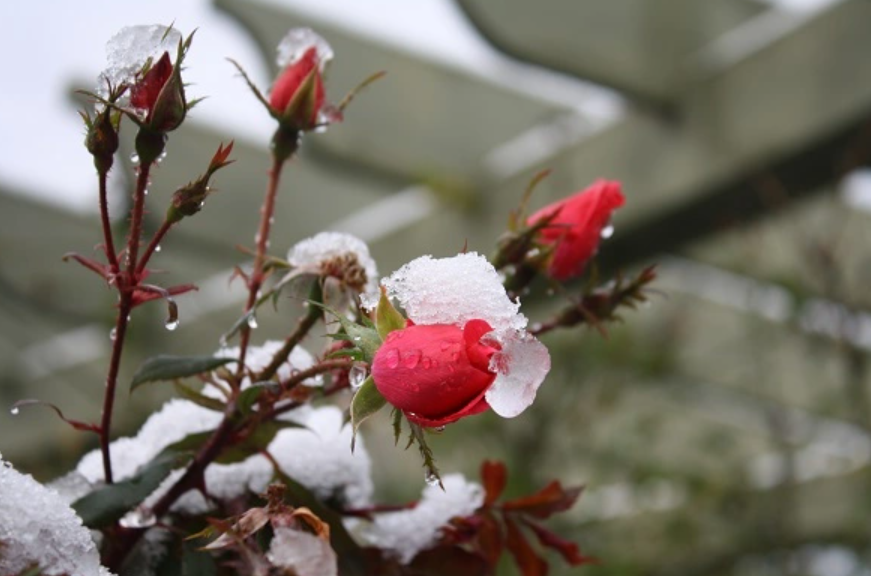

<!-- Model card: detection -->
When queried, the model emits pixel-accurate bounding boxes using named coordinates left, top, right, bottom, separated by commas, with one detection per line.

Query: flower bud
left=130, top=51, right=187, bottom=132
left=83, top=108, right=119, bottom=173
left=527, top=180, right=625, bottom=281
left=270, top=46, right=325, bottom=131
left=371, top=319, right=498, bottom=427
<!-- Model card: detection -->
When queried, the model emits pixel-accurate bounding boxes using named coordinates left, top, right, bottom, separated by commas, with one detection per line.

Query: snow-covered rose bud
left=371, top=320, right=498, bottom=427
left=270, top=29, right=333, bottom=131
left=527, top=180, right=625, bottom=281
left=130, top=51, right=186, bottom=132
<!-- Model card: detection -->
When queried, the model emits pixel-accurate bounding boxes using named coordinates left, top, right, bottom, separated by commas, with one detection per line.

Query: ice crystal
left=98, top=25, right=181, bottom=100
left=0, top=454, right=101, bottom=576
left=276, top=28, right=333, bottom=71
left=374, top=252, right=526, bottom=333
left=268, top=527, right=338, bottom=576
left=359, top=474, right=483, bottom=564
left=214, top=340, right=322, bottom=388
left=484, top=330, right=552, bottom=418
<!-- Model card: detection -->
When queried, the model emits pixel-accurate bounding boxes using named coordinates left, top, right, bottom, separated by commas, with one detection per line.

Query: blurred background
left=2, top=0, right=871, bottom=574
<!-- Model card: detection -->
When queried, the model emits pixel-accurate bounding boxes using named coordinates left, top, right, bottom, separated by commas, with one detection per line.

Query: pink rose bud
left=371, top=319, right=500, bottom=427
left=527, top=179, right=625, bottom=281
left=270, top=46, right=325, bottom=130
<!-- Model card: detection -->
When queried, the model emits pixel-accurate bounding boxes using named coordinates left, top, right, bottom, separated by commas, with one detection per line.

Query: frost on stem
left=356, top=473, right=484, bottom=564
left=0, top=454, right=103, bottom=576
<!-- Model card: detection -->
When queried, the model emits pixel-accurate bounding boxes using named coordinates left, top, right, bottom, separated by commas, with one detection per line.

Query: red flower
left=527, top=180, right=625, bottom=281
left=129, top=51, right=186, bottom=132
left=270, top=46, right=325, bottom=130
left=371, top=319, right=500, bottom=427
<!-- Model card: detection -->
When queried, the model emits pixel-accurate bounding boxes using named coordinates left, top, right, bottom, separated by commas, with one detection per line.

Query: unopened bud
left=83, top=109, right=119, bottom=173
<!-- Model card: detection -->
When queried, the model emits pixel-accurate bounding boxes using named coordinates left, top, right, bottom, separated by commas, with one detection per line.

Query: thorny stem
left=237, top=156, right=286, bottom=375
left=98, top=161, right=153, bottom=485
left=105, top=360, right=347, bottom=568
left=136, top=218, right=173, bottom=276
left=97, top=170, right=119, bottom=271
left=255, top=302, right=322, bottom=382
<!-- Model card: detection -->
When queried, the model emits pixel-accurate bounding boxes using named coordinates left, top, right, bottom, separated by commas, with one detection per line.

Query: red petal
left=270, top=47, right=323, bottom=122
left=371, top=323, right=497, bottom=424
left=527, top=180, right=625, bottom=281
left=131, top=52, right=173, bottom=116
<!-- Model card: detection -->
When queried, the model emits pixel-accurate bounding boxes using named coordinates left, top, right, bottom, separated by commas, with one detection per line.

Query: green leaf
left=349, top=376, right=386, bottom=451
left=130, top=355, right=234, bottom=392
left=214, top=420, right=304, bottom=464
left=72, top=450, right=191, bottom=528
left=236, top=382, right=280, bottom=416
left=375, top=287, right=406, bottom=340
left=391, top=407, right=403, bottom=446
left=311, top=301, right=382, bottom=362
left=408, top=421, right=443, bottom=490
left=174, top=382, right=226, bottom=412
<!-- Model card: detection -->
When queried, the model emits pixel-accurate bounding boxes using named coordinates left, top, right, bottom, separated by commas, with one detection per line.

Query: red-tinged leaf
left=11, top=399, right=100, bottom=434
left=62, top=252, right=111, bottom=280
left=208, top=140, right=235, bottom=174
left=523, top=518, right=596, bottom=567
left=130, top=283, right=198, bottom=307
left=481, top=460, right=507, bottom=506
left=502, top=482, right=583, bottom=519
left=476, top=512, right=503, bottom=570
left=409, top=546, right=489, bottom=576
left=505, top=516, right=548, bottom=576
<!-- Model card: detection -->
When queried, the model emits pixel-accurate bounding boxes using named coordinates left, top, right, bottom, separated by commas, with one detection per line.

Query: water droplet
left=530, top=322, right=543, bottom=332
left=109, top=327, right=117, bottom=341
left=198, top=201, right=205, bottom=209
left=247, top=315, right=259, bottom=329
left=119, top=509, right=156, bottom=529
left=130, top=152, right=140, bottom=165
left=219, top=335, right=229, bottom=348
left=600, top=223, right=615, bottom=239
left=349, top=363, right=368, bottom=390
left=425, top=470, right=440, bottom=487
left=385, top=349, right=400, bottom=369
left=434, top=425, right=445, bottom=433
left=402, top=349, right=421, bottom=369
left=143, top=187, right=149, bottom=196
left=157, top=150, right=168, bottom=163
left=154, top=244, right=161, bottom=253
left=353, top=336, right=361, bottom=342
left=528, top=247, right=541, bottom=258
left=10, top=407, right=19, bottom=416
left=165, top=318, right=179, bottom=331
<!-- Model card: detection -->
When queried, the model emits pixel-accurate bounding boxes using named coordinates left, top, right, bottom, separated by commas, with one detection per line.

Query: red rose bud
left=371, top=320, right=499, bottom=428
left=130, top=50, right=187, bottom=132
left=270, top=46, right=325, bottom=130
left=527, top=180, right=625, bottom=281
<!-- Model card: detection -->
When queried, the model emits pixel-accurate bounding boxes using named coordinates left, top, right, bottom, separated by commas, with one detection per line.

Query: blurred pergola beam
left=460, top=0, right=871, bottom=272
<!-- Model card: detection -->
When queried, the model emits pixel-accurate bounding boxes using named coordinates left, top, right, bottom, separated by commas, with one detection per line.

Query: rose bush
left=527, top=179, right=625, bottom=281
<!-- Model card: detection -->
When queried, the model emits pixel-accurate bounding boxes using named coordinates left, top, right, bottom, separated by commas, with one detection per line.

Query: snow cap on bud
left=98, top=25, right=194, bottom=134
left=270, top=28, right=334, bottom=131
